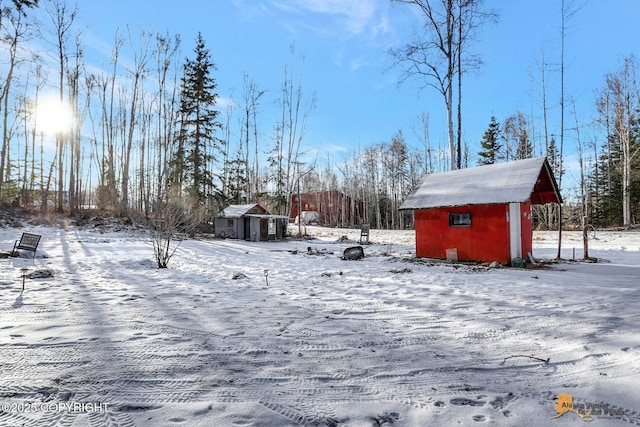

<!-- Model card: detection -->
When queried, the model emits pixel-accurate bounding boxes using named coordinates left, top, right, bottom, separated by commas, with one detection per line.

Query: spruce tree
left=592, top=138, right=623, bottom=226
left=590, top=124, right=640, bottom=227
left=174, top=33, right=222, bottom=210
left=477, top=116, right=501, bottom=165
left=547, top=137, right=563, bottom=182
left=223, top=145, right=248, bottom=205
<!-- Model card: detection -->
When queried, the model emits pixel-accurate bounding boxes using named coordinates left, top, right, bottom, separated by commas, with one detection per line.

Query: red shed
left=399, top=157, right=562, bottom=264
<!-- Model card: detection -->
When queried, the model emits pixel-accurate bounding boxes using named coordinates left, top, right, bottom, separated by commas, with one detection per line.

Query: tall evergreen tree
left=547, top=137, right=563, bottom=180
left=173, top=33, right=222, bottom=211
left=477, top=116, right=501, bottom=165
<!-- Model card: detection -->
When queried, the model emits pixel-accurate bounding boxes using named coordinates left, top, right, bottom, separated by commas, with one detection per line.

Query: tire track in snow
left=3, top=229, right=639, bottom=425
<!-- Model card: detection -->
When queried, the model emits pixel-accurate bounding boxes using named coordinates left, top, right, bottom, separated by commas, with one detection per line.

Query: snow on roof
left=221, top=204, right=263, bottom=218
left=220, top=204, right=287, bottom=219
left=400, top=157, right=559, bottom=210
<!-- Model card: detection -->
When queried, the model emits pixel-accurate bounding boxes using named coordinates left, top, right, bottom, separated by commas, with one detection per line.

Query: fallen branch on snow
left=501, top=355, right=550, bottom=365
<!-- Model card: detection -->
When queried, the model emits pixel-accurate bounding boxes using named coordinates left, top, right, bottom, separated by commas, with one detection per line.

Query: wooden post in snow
left=583, top=216, right=589, bottom=260
left=556, top=203, right=563, bottom=260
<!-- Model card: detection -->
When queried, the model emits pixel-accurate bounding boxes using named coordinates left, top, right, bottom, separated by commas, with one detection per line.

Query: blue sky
left=52, top=0, right=640, bottom=189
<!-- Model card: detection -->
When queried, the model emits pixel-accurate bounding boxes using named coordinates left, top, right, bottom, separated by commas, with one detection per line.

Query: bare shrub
left=148, top=193, right=204, bottom=269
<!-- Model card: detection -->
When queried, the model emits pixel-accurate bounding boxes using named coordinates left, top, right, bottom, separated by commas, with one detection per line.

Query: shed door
left=244, top=217, right=251, bottom=240
left=509, top=203, right=522, bottom=260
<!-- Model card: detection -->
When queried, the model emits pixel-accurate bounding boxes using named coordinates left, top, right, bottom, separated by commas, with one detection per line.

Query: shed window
left=449, top=212, right=471, bottom=227
left=227, top=219, right=234, bottom=227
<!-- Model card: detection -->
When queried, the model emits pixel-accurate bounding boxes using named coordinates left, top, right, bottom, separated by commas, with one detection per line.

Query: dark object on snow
left=510, top=258, right=527, bottom=268
left=29, top=268, right=54, bottom=279
left=307, top=247, right=334, bottom=256
left=12, top=232, right=41, bottom=259
left=231, top=273, right=249, bottom=280
left=342, top=246, right=364, bottom=261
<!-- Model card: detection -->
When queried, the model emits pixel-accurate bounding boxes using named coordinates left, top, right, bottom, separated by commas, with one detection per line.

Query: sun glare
left=35, top=95, right=74, bottom=135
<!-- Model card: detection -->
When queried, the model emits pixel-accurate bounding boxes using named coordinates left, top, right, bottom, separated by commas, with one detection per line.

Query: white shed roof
left=220, top=204, right=288, bottom=219
left=221, top=204, right=263, bottom=218
left=399, top=157, right=561, bottom=210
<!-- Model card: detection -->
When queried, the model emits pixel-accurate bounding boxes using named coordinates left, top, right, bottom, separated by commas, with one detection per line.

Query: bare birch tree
left=66, top=33, right=83, bottom=213
left=239, top=73, right=266, bottom=201
left=412, top=111, right=433, bottom=174
left=119, top=26, right=152, bottom=216
left=152, top=32, right=180, bottom=212
left=44, top=0, right=77, bottom=212
left=94, top=31, right=123, bottom=210
left=597, top=57, right=639, bottom=227
left=270, top=46, right=316, bottom=216
left=0, top=6, right=36, bottom=208
left=390, top=0, right=497, bottom=170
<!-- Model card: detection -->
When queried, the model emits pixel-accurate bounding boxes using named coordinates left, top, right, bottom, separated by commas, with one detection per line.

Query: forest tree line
left=0, top=0, right=638, bottom=232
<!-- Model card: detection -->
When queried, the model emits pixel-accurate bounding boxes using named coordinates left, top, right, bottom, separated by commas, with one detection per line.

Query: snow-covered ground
left=1, top=223, right=639, bottom=426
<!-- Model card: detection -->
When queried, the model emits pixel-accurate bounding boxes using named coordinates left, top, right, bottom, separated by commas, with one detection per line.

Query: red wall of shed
left=414, top=204, right=512, bottom=263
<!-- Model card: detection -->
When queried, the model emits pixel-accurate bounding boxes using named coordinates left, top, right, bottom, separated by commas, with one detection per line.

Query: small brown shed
left=215, top=204, right=288, bottom=242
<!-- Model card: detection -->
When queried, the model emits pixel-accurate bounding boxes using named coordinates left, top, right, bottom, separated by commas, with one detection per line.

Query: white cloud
left=217, top=96, right=238, bottom=110
left=231, top=0, right=396, bottom=72
left=294, top=0, right=375, bottom=34
left=349, top=56, right=367, bottom=71
left=270, top=0, right=383, bottom=37
left=232, top=0, right=277, bottom=21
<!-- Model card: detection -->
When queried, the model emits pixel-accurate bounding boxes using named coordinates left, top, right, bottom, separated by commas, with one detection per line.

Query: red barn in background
left=290, top=190, right=362, bottom=227
left=399, top=157, right=562, bottom=264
